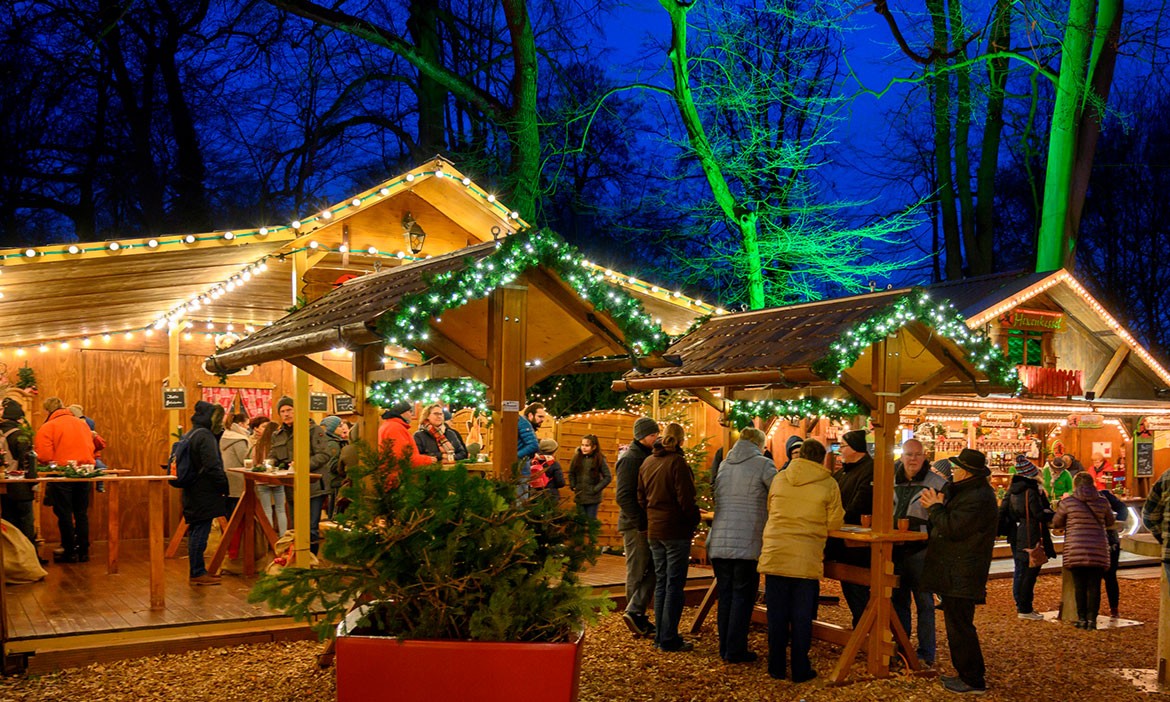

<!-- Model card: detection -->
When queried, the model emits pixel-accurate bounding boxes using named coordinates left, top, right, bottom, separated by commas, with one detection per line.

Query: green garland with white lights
left=375, top=228, right=668, bottom=356
left=725, top=397, right=863, bottom=430
left=811, top=288, right=1022, bottom=392
left=367, top=378, right=489, bottom=412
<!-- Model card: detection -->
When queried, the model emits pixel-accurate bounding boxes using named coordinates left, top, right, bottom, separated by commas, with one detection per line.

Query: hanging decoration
left=367, top=378, right=489, bottom=413
left=725, top=397, right=863, bottom=429
left=375, top=228, right=669, bottom=356
left=811, top=288, right=1022, bottom=393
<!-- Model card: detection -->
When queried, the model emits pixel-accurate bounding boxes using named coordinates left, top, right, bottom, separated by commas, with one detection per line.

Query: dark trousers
left=711, top=558, right=759, bottom=660
left=764, top=575, right=819, bottom=681
left=1104, top=544, right=1121, bottom=611
left=841, top=582, right=869, bottom=627
left=648, top=538, right=690, bottom=649
left=941, top=596, right=985, bottom=689
left=1011, top=551, right=1041, bottom=614
left=1070, top=566, right=1104, bottom=622
left=187, top=518, right=212, bottom=578
left=309, top=494, right=325, bottom=555
left=0, top=497, right=36, bottom=545
left=49, top=483, right=91, bottom=556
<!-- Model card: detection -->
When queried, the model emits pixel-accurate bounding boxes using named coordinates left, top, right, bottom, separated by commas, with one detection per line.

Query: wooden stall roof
left=0, top=157, right=709, bottom=350
left=617, top=269, right=1170, bottom=392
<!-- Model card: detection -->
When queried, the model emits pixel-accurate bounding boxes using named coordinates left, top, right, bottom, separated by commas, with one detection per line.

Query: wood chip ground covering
left=0, top=574, right=1166, bottom=701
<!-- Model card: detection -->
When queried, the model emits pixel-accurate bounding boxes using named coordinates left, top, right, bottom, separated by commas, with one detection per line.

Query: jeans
left=891, top=548, right=936, bottom=664
left=765, top=575, right=819, bottom=681
left=1070, top=566, right=1104, bottom=622
left=941, top=596, right=985, bottom=689
left=621, top=528, right=655, bottom=616
left=188, top=518, right=212, bottom=578
left=1104, top=543, right=1121, bottom=611
left=579, top=503, right=600, bottom=520
left=49, top=483, right=91, bottom=556
left=649, top=538, right=691, bottom=649
left=309, top=494, right=325, bottom=555
left=1011, top=551, right=1041, bottom=614
left=256, top=484, right=288, bottom=536
left=711, top=558, right=759, bottom=660
left=841, top=582, right=870, bottom=627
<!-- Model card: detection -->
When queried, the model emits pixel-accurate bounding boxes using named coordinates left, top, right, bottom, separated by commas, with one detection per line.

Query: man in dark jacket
left=615, top=416, right=660, bottom=638
left=271, top=396, right=334, bottom=552
left=921, top=448, right=998, bottom=695
left=828, top=429, right=873, bottom=626
left=0, top=399, right=37, bottom=545
left=892, top=438, right=947, bottom=666
left=175, top=401, right=230, bottom=586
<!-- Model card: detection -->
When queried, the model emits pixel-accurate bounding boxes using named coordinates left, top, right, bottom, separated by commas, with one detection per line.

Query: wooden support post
left=488, top=285, right=527, bottom=481
left=149, top=480, right=166, bottom=610
left=353, top=345, right=383, bottom=449
left=292, top=249, right=312, bottom=568
left=107, top=480, right=120, bottom=574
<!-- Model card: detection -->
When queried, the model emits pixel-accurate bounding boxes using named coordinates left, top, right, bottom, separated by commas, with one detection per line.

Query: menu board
left=333, top=394, right=355, bottom=414
left=1136, top=440, right=1155, bottom=478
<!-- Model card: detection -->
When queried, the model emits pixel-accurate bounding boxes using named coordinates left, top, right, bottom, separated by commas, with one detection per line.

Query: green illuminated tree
left=655, top=0, right=920, bottom=308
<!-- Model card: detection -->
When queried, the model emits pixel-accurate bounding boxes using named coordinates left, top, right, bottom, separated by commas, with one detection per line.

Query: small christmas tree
left=16, top=364, right=37, bottom=393
left=250, top=443, right=610, bottom=642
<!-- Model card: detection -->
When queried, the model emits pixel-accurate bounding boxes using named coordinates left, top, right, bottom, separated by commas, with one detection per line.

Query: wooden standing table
left=208, top=468, right=319, bottom=577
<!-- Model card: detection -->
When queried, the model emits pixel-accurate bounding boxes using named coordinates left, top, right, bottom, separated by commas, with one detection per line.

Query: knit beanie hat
left=931, top=458, right=953, bottom=481
left=538, top=438, right=559, bottom=454
left=383, top=400, right=412, bottom=420
left=276, top=396, right=294, bottom=412
left=785, top=435, right=804, bottom=459
left=1015, top=454, right=1040, bottom=478
left=1, top=400, right=24, bottom=421
left=633, top=417, right=661, bottom=441
left=842, top=430, right=868, bottom=453
left=320, top=415, right=342, bottom=434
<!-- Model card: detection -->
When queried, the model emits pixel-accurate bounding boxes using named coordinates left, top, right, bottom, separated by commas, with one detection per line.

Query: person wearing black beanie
left=0, top=399, right=36, bottom=545
left=827, top=430, right=874, bottom=627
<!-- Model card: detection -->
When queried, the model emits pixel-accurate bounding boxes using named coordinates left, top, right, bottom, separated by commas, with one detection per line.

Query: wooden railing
left=1017, top=365, right=1084, bottom=397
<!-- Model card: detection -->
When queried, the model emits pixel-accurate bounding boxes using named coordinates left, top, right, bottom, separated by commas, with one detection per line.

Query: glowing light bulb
left=184, top=235, right=195, bottom=244
left=320, top=210, right=332, bottom=220
left=292, top=220, right=302, bottom=229
left=351, top=198, right=361, bottom=207
left=223, top=231, right=235, bottom=240
left=258, top=227, right=268, bottom=236
left=68, top=245, right=80, bottom=254
left=147, top=239, right=159, bottom=248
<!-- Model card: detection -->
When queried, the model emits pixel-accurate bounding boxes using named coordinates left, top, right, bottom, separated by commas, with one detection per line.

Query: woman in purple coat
left=1052, top=471, right=1115, bottom=629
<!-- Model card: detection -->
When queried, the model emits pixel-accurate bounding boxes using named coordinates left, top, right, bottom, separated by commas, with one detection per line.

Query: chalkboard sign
left=1136, top=440, right=1155, bottom=478
left=333, top=394, right=355, bottom=414
left=309, top=392, right=329, bottom=412
left=162, top=387, right=187, bottom=410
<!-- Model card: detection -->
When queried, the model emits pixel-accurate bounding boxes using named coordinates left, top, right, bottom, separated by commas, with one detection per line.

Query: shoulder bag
left=1025, top=492, right=1049, bottom=568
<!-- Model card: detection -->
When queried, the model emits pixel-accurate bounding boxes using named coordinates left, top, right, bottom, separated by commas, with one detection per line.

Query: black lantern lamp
left=403, top=212, right=427, bottom=254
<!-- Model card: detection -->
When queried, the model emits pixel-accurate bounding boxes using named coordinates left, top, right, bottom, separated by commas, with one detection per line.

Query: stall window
left=1006, top=330, right=1044, bottom=367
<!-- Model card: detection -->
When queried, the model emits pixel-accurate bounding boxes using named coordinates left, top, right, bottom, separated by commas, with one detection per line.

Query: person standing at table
left=0, top=399, right=37, bottom=545
left=174, top=401, right=229, bottom=586
left=413, top=404, right=468, bottom=463
left=892, top=438, right=947, bottom=666
left=220, top=413, right=252, bottom=560
left=270, top=396, right=333, bottom=554
left=35, top=397, right=95, bottom=564
left=826, top=429, right=874, bottom=627
left=920, top=448, right=998, bottom=695
left=252, top=421, right=288, bottom=536
left=707, top=427, right=775, bottom=664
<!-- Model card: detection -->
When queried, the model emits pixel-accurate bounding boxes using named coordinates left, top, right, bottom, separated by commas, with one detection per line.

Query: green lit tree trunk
left=949, top=2, right=981, bottom=275
left=1036, top=0, right=1122, bottom=272
left=658, top=0, right=766, bottom=309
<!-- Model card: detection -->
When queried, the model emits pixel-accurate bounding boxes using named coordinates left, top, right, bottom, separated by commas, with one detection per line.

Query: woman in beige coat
left=758, top=439, right=844, bottom=683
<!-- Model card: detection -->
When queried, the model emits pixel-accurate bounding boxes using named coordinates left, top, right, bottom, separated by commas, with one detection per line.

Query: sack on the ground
left=1026, top=542, right=1049, bottom=568
left=1, top=519, right=46, bottom=584
left=265, top=530, right=319, bottom=575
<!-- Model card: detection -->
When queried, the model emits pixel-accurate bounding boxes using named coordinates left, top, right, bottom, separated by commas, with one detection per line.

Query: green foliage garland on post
left=367, top=378, right=488, bottom=411
left=725, top=397, right=864, bottom=430
left=375, top=228, right=669, bottom=356
left=249, top=444, right=611, bottom=642
left=810, top=289, right=1022, bottom=393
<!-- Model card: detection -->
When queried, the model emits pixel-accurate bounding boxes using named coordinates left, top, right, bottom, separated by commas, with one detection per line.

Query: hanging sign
left=1067, top=413, right=1105, bottom=429
left=998, top=308, right=1066, bottom=332
left=978, top=411, right=1020, bottom=428
left=1138, top=416, right=1170, bottom=434
left=333, top=394, right=355, bottom=414
left=1136, top=440, right=1155, bottom=477
left=162, top=387, right=187, bottom=410
left=309, top=392, right=329, bottom=412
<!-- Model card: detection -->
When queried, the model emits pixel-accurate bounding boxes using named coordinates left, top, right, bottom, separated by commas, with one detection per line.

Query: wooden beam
left=902, top=323, right=981, bottom=383
left=490, top=286, right=527, bottom=480
left=367, top=363, right=470, bottom=383
left=838, top=372, right=878, bottom=410
left=526, top=338, right=607, bottom=385
left=689, top=388, right=726, bottom=413
left=285, top=355, right=356, bottom=396
left=1092, top=344, right=1130, bottom=397
left=416, top=324, right=491, bottom=385
left=354, top=344, right=383, bottom=443
left=522, top=267, right=628, bottom=355
left=897, top=365, right=957, bottom=406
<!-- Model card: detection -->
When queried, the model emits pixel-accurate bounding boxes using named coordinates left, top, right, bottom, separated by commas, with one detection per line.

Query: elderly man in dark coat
left=920, top=448, right=998, bottom=695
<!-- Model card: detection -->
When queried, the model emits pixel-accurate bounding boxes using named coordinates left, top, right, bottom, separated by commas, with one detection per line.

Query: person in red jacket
left=377, top=401, right=435, bottom=486
left=34, top=396, right=96, bottom=563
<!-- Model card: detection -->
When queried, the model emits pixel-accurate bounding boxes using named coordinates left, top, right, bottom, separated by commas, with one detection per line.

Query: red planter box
left=335, top=609, right=584, bottom=702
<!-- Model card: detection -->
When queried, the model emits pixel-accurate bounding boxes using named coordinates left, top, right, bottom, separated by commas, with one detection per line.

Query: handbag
left=1024, top=494, right=1049, bottom=568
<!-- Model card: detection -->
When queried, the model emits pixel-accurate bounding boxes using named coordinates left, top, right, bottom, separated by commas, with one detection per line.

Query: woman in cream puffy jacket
left=758, top=439, right=844, bottom=683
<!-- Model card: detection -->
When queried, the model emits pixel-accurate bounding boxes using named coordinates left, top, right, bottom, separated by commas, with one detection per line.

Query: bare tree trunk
left=975, top=0, right=1011, bottom=273
left=408, top=0, right=448, bottom=159
left=950, top=1, right=980, bottom=274
left=926, top=0, right=961, bottom=279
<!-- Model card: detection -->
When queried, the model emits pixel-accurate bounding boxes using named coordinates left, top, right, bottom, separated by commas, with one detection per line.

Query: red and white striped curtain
left=201, top=386, right=237, bottom=412
left=237, top=387, right=273, bottom=420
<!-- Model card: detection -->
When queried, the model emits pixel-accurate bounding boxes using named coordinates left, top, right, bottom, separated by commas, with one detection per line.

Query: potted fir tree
left=250, top=443, right=609, bottom=702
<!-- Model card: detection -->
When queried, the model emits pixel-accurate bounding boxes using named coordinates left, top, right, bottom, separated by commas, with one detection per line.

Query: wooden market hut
left=611, top=269, right=1170, bottom=683
left=0, top=157, right=708, bottom=671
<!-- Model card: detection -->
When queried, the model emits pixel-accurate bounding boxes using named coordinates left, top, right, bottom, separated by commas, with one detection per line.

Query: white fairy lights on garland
left=367, top=378, right=488, bottom=412
left=725, top=397, right=864, bottom=429
left=376, top=228, right=669, bottom=356
left=811, top=288, right=1022, bottom=393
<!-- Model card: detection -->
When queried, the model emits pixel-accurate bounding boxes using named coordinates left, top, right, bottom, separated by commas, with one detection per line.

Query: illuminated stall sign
left=1067, top=413, right=1105, bottom=429
left=978, top=411, right=1020, bottom=429
left=998, top=308, right=1065, bottom=332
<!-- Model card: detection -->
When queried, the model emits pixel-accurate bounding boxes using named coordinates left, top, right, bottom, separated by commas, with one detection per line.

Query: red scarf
left=426, top=423, right=455, bottom=456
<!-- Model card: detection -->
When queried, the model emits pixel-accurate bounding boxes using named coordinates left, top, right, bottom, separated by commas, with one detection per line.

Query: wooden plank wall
left=10, top=336, right=354, bottom=543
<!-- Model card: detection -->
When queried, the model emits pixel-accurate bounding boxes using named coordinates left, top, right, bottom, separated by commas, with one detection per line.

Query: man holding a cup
left=826, top=430, right=874, bottom=627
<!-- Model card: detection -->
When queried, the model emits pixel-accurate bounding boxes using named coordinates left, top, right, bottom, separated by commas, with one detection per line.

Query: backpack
left=0, top=428, right=18, bottom=472
left=169, top=427, right=210, bottom=488
left=529, top=458, right=549, bottom=489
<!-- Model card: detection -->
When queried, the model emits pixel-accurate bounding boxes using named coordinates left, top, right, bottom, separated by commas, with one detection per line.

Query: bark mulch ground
left=0, top=573, right=1165, bottom=701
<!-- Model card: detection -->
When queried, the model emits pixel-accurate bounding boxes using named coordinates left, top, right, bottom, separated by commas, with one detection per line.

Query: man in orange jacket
left=377, top=401, right=435, bottom=486
left=34, top=396, right=96, bottom=563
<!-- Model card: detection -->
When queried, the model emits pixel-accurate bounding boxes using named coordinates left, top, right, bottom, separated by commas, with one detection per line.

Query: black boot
left=54, top=550, right=78, bottom=563
left=77, top=551, right=90, bottom=563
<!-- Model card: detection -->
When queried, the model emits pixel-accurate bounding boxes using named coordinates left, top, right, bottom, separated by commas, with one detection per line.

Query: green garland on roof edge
left=375, top=228, right=669, bottom=356
left=810, top=288, right=1022, bottom=393
left=725, top=397, right=863, bottom=430
left=368, top=377, right=488, bottom=411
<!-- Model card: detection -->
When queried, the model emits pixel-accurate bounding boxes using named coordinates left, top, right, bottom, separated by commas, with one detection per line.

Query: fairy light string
left=725, top=397, right=864, bottom=430
left=367, top=378, right=488, bottom=412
